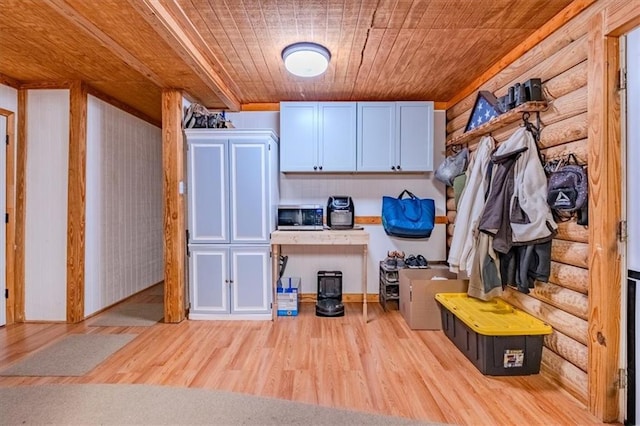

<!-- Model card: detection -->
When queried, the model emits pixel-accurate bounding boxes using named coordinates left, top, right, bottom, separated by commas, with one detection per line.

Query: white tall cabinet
left=185, top=129, right=279, bottom=320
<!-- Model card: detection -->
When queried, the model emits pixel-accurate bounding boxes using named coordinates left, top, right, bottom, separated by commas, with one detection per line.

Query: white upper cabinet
left=280, top=102, right=356, bottom=172
left=357, top=101, right=434, bottom=172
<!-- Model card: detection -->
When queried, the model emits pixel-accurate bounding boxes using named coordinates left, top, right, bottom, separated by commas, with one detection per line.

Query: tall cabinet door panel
left=189, top=246, right=228, bottom=314
left=397, top=101, right=434, bottom=172
left=230, top=246, right=271, bottom=314
left=188, top=141, right=228, bottom=243
left=357, top=102, right=396, bottom=171
left=230, top=141, right=269, bottom=243
left=280, top=102, right=318, bottom=172
left=319, top=102, right=357, bottom=171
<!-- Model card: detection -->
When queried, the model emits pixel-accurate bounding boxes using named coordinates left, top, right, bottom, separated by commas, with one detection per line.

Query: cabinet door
left=189, top=246, right=228, bottom=314
left=319, top=102, right=357, bottom=171
left=187, top=139, right=228, bottom=243
left=229, top=140, right=270, bottom=243
left=357, top=102, right=397, bottom=171
left=280, top=102, right=318, bottom=172
left=396, top=101, right=434, bottom=172
left=230, top=246, right=271, bottom=314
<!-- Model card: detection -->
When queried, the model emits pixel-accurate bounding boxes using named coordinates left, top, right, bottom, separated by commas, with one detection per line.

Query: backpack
left=546, top=154, right=588, bottom=225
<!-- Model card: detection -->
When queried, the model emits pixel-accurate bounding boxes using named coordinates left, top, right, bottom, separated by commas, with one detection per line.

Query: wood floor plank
left=0, top=286, right=609, bottom=425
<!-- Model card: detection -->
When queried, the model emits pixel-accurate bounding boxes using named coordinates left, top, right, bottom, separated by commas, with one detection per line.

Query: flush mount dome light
left=282, top=42, right=331, bottom=77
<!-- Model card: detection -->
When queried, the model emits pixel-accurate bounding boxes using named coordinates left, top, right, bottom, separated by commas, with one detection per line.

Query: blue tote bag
left=381, top=190, right=435, bottom=238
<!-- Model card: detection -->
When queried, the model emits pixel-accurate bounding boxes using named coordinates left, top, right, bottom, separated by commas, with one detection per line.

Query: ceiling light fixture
left=281, top=42, right=331, bottom=77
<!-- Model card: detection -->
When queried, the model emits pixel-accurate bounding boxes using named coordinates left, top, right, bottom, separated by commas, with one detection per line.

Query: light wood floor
left=0, top=284, right=610, bottom=425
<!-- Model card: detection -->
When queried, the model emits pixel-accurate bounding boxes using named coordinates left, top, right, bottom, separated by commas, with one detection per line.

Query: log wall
left=444, top=1, right=610, bottom=404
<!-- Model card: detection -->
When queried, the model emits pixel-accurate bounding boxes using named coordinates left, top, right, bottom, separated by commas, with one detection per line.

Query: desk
left=270, top=229, right=370, bottom=321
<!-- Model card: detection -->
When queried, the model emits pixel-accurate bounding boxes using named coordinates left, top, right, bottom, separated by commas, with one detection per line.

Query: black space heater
left=316, top=271, right=344, bottom=317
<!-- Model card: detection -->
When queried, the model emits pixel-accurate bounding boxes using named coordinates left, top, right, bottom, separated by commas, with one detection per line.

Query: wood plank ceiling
left=0, top=0, right=576, bottom=123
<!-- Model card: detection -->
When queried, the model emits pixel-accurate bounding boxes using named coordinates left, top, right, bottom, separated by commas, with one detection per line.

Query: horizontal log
left=501, top=288, right=588, bottom=345
left=540, top=85, right=587, bottom=127
left=446, top=224, right=454, bottom=237
left=548, top=261, right=588, bottom=294
left=544, top=329, right=588, bottom=372
left=541, top=347, right=588, bottom=405
left=446, top=197, right=456, bottom=212
left=541, top=138, right=588, bottom=164
left=446, top=236, right=452, bottom=249
left=446, top=210, right=456, bottom=224
left=448, top=34, right=588, bottom=121
left=551, top=239, right=589, bottom=268
left=446, top=186, right=455, bottom=198
left=489, top=111, right=587, bottom=148
left=543, top=61, right=588, bottom=100
left=532, top=281, right=589, bottom=320
left=555, top=219, right=589, bottom=243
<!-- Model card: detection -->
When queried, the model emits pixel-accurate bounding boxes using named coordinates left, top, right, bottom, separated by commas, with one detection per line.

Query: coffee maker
left=316, top=271, right=344, bottom=317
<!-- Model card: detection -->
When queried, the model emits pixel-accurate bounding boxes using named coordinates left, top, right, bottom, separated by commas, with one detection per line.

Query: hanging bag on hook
left=381, top=190, right=435, bottom=238
left=434, top=146, right=469, bottom=186
left=546, top=153, right=588, bottom=225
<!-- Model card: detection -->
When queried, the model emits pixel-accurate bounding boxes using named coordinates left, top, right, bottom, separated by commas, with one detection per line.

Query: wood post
left=586, top=9, right=622, bottom=422
left=66, top=81, right=87, bottom=323
left=162, top=89, right=186, bottom=323
left=0, top=107, right=15, bottom=324
left=14, top=89, right=27, bottom=323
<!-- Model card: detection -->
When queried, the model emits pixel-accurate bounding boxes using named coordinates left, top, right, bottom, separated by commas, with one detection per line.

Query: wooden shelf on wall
left=446, top=101, right=548, bottom=147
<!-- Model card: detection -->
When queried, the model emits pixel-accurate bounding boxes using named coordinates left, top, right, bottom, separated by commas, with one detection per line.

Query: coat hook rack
left=522, top=111, right=542, bottom=143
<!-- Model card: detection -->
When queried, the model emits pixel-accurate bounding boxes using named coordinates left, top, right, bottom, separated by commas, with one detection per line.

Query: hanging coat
left=448, top=135, right=495, bottom=275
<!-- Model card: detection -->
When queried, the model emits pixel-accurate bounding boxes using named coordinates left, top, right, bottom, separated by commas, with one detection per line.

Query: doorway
left=0, top=115, right=5, bottom=327
left=624, top=25, right=640, bottom=426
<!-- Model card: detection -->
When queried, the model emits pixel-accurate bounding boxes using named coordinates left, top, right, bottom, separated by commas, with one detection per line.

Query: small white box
left=277, top=277, right=300, bottom=316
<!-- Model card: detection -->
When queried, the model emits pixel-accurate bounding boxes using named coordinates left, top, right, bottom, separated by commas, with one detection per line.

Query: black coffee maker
left=316, top=271, right=344, bottom=317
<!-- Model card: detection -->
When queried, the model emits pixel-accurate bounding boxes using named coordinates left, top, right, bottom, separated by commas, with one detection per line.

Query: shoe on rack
left=384, top=250, right=397, bottom=268
left=416, top=255, right=428, bottom=268
left=394, top=251, right=405, bottom=268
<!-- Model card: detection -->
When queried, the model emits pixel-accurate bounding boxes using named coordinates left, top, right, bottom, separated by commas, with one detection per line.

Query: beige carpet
left=0, top=334, right=136, bottom=377
left=0, top=384, right=436, bottom=425
left=88, top=303, right=164, bottom=327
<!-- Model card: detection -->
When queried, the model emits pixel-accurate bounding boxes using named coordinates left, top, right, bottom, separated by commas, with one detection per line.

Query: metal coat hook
left=522, top=111, right=542, bottom=143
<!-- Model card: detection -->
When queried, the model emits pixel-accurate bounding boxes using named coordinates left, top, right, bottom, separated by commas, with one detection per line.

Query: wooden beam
left=0, top=108, right=16, bottom=324
left=66, top=81, right=87, bottom=323
left=44, top=0, right=166, bottom=87
left=586, top=10, right=621, bottom=422
left=162, top=89, right=186, bottom=323
left=133, top=0, right=242, bottom=111
left=14, top=89, right=27, bottom=323
left=0, top=73, right=20, bottom=89
left=446, top=0, right=597, bottom=109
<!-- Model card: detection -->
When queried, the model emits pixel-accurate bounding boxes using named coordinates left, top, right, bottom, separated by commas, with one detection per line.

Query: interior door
left=0, top=116, right=5, bottom=327
left=625, top=25, right=640, bottom=425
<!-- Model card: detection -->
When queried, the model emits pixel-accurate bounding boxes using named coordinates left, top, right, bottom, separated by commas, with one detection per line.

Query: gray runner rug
left=0, top=384, right=435, bottom=425
left=0, top=334, right=136, bottom=376
left=88, top=303, right=164, bottom=327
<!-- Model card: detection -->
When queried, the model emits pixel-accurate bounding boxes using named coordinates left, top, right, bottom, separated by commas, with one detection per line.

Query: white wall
left=226, top=111, right=279, bottom=136
left=84, top=96, right=163, bottom=316
left=0, top=84, right=18, bottom=113
left=273, top=110, right=448, bottom=294
left=25, top=90, right=69, bottom=321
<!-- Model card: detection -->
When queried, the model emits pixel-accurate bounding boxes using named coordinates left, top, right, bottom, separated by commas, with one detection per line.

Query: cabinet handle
left=319, top=166, right=323, bottom=171
left=313, top=166, right=317, bottom=170
left=397, top=165, right=401, bottom=170
left=391, top=166, right=396, bottom=170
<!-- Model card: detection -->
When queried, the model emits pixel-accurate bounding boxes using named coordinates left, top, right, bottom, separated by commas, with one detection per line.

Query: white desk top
left=270, top=229, right=369, bottom=245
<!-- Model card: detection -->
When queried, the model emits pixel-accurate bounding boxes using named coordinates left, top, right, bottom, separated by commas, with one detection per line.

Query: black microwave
left=277, top=205, right=324, bottom=230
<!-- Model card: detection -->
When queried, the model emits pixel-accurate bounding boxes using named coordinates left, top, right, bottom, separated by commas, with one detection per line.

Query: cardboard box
left=399, top=268, right=468, bottom=329
left=277, top=277, right=300, bottom=316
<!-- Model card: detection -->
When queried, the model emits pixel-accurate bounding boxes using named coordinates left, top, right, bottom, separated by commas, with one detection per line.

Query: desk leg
left=363, top=244, right=368, bottom=322
left=272, top=244, right=280, bottom=321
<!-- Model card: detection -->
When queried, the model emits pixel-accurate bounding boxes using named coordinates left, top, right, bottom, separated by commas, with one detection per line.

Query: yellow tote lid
left=435, top=293, right=552, bottom=336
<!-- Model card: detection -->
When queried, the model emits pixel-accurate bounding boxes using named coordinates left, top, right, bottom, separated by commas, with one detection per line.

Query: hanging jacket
left=448, top=135, right=495, bottom=275
left=481, top=127, right=557, bottom=246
